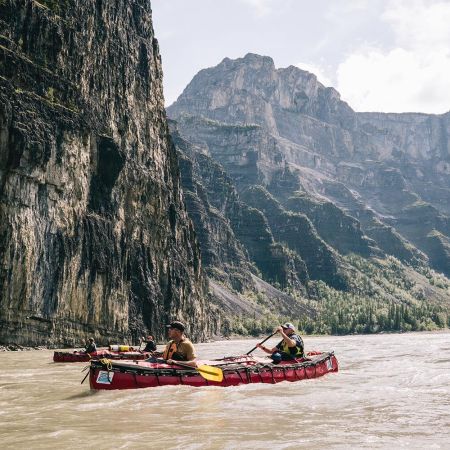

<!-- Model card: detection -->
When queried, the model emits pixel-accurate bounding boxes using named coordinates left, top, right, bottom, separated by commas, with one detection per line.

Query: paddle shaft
left=80, top=369, right=90, bottom=384
left=246, top=331, right=277, bottom=355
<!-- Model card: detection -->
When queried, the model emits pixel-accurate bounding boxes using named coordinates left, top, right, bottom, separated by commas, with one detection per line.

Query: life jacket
left=163, top=341, right=177, bottom=360
left=279, top=335, right=304, bottom=358
left=162, top=339, right=187, bottom=360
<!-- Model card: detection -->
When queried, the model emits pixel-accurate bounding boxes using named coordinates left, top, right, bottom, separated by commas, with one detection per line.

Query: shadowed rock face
left=170, top=122, right=307, bottom=294
left=168, top=53, right=450, bottom=277
left=0, top=0, right=209, bottom=346
left=171, top=123, right=254, bottom=292
left=240, top=186, right=349, bottom=290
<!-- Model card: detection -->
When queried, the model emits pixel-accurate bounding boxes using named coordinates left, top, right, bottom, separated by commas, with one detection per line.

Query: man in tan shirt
left=163, top=321, right=197, bottom=367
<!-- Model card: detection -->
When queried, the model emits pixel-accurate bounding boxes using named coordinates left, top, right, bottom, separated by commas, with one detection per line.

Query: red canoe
left=53, top=349, right=155, bottom=363
left=88, top=351, right=338, bottom=389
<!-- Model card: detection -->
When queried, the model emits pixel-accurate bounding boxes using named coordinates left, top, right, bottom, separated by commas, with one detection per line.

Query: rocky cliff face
left=168, top=53, right=450, bottom=277
left=170, top=122, right=308, bottom=298
left=240, top=186, right=349, bottom=289
left=0, top=0, right=209, bottom=346
left=171, top=114, right=379, bottom=290
left=170, top=122, right=254, bottom=292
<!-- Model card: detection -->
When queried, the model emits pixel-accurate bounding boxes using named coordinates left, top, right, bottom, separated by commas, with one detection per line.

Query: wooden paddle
left=171, top=361, right=224, bottom=383
left=246, top=331, right=277, bottom=355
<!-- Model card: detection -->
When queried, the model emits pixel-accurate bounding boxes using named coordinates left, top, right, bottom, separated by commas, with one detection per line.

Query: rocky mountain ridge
left=168, top=53, right=450, bottom=278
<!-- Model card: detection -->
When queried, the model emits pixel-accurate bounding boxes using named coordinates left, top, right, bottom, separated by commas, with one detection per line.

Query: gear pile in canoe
left=53, top=347, right=159, bottom=363
left=88, top=351, right=338, bottom=389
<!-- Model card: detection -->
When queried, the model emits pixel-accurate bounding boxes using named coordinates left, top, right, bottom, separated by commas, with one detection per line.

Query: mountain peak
left=242, top=52, right=275, bottom=66
left=217, top=53, right=275, bottom=72
left=168, top=54, right=354, bottom=130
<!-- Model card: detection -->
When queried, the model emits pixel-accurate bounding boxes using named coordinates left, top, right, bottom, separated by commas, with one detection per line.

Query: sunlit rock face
left=0, top=0, right=210, bottom=346
left=168, top=53, right=450, bottom=276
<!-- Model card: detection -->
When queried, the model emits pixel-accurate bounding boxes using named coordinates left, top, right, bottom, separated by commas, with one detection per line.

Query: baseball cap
left=282, top=322, right=295, bottom=331
left=165, top=321, right=185, bottom=332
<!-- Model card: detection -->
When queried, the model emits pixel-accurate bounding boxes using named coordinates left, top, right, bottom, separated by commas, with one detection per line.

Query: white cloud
left=382, top=0, right=450, bottom=51
left=296, top=62, right=333, bottom=87
left=239, top=0, right=276, bottom=17
left=325, top=0, right=372, bottom=19
left=336, top=0, right=450, bottom=113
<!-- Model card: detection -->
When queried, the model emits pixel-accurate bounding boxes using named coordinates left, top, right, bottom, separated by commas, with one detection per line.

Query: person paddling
left=256, top=323, right=304, bottom=363
left=163, top=321, right=197, bottom=367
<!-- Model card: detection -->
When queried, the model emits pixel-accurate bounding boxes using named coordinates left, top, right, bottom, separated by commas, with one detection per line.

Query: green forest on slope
left=223, top=255, right=450, bottom=336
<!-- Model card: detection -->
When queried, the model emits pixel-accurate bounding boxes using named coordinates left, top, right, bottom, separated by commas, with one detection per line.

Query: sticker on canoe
left=96, top=370, right=114, bottom=384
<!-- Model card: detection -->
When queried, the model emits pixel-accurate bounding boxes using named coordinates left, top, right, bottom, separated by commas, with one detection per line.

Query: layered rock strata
left=170, top=122, right=307, bottom=294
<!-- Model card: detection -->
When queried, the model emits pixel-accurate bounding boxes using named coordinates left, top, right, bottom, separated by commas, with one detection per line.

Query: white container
left=109, top=345, right=131, bottom=352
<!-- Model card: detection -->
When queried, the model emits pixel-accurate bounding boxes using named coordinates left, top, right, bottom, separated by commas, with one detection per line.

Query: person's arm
left=276, top=326, right=296, bottom=347
left=183, top=343, right=197, bottom=366
left=256, top=343, right=277, bottom=354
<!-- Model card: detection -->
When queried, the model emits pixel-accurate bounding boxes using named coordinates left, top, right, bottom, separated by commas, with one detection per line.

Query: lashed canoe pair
left=88, top=351, right=338, bottom=389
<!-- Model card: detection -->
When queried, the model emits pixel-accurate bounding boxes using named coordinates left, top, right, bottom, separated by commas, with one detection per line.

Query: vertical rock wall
left=0, top=0, right=209, bottom=346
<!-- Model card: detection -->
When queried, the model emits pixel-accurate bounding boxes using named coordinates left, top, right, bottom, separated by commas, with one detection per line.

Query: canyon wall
left=0, top=0, right=210, bottom=346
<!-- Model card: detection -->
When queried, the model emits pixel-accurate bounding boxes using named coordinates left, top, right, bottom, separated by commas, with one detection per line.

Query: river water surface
left=1, top=332, right=449, bottom=449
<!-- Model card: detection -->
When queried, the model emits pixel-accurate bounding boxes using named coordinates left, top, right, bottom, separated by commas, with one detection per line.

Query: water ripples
left=1, top=332, right=450, bottom=449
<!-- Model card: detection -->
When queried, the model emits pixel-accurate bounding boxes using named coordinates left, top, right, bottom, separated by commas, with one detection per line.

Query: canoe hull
left=89, top=352, right=338, bottom=390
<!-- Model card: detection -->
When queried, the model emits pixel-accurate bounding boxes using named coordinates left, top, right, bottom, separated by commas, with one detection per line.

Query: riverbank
left=0, top=344, right=47, bottom=352
left=2, top=327, right=449, bottom=352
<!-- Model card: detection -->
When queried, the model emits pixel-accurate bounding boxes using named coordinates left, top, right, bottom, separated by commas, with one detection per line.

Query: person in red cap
left=257, top=322, right=304, bottom=363
left=162, top=321, right=197, bottom=367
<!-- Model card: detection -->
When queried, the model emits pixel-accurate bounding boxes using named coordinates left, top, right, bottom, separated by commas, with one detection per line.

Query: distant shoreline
left=2, top=328, right=448, bottom=352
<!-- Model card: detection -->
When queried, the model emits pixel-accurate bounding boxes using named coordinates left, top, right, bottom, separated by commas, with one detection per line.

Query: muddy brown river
left=1, top=332, right=449, bottom=449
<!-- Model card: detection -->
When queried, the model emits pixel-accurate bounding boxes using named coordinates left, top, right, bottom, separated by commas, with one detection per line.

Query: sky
left=151, top=0, right=450, bottom=114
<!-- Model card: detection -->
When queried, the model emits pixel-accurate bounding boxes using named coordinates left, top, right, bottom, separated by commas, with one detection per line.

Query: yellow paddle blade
left=197, top=364, right=223, bottom=383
